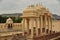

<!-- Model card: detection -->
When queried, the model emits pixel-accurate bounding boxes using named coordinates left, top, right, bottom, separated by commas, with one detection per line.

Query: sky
left=0, top=0, right=60, bottom=15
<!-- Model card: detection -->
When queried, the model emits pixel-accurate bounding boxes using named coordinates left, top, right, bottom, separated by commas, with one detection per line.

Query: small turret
left=6, top=18, right=13, bottom=24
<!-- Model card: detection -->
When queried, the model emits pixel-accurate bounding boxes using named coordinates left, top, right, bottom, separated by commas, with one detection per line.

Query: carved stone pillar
left=25, top=18, right=28, bottom=31
left=29, top=18, right=34, bottom=38
left=36, top=18, right=40, bottom=36
left=23, top=18, right=29, bottom=36
left=22, top=18, right=25, bottom=35
left=48, top=16, right=52, bottom=34
left=50, top=17, right=52, bottom=33
left=44, top=15, right=48, bottom=34
left=40, top=15, right=43, bottom=34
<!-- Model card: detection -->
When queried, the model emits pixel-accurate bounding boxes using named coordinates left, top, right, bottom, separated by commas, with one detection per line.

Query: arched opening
left=42, top=15, right=45, bottom=33
left=8, top=24, right=12, bottom=29
left=38, top=28, right=40, bottom=35
left=46, top=29, right=48, bottom=33
left=33, top=27, right=36, bottom=37
left=29, top=29, right=31, bottom=35
left=4, top=39, right=7, bottom=40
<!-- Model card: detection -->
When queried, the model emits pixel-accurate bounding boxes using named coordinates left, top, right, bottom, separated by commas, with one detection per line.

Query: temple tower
left=21, top=4, right=53, bottom=40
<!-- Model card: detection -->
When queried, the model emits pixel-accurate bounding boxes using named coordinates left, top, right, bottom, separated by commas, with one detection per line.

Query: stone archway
left=8, top=24, right=12, bottom=29
left=6, top=18, right=13, bottom=30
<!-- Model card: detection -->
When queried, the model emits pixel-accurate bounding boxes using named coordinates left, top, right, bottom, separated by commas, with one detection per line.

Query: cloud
left=41, top=0, right=60, bottom=15
left=0, top=0, right=21, bottom=13
left=0, top=0, right=60, bottom=15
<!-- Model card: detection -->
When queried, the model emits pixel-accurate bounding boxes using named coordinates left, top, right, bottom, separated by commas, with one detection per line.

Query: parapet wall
left=52, top=20, right=60, bottom=32
left=0, top=23, right=22, bottom=32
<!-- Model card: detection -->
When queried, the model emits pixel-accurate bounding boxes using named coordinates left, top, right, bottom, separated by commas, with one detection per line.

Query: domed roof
left=22, top=4, right=52, bottom=17
left=6, top=18, right=13, bottom=24
left=35, top=4, right=51, bottom=15
left=22, top=5, right=38, bottom=17
left=23, top=5, right=36, bottom=13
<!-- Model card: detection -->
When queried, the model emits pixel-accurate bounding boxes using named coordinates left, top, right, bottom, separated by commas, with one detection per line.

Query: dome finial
left=40, top=2, right=42, bottom=5
left=28, top=4, right=34, bottom=8
left=36, top=3, right=40, bottom=6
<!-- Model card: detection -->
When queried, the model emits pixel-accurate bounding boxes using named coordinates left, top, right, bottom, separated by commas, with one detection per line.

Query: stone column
left=36, top=17, right=40, bottom=36
left=33, top=18, right=36, bottom=28
left=29, top=18, right=34, bottom=38
left=22, top=18, right=25, bottom=35
left=33, top=18, right=37, bottom=37
left=23, top=18, right=29, bottom=36
left=29, top=18, right=32, bottom=29
left=37, top=18, right=40, bottom=28
left=48, top=17, right=50, bottom=33
left=25, top=18, right=28, bottom=32
left=44, top=15, right=48, bottom=34
left=48, top=16, right=52, bottom=34
left=40, top=15, right=43, bottom=34
left=50, top=17, right=52, bottom=33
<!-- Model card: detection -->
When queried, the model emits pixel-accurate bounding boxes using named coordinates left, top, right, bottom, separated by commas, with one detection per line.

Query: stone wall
left=0, top=23, right=6, bottom=32
left=52, top=20, right=60, bottom=32
left=0, top=23, right=22, bottom=32
left=13, top=23, right=22, bottom=31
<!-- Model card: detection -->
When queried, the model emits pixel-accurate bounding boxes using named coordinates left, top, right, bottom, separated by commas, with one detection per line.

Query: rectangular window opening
left=29, top=29, right=31, bottom=34
left=46, top=29, right=48, bottom=34
left=38, top=28, right=40, bottom=35
left=42, top=28, right=45, bottom=33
